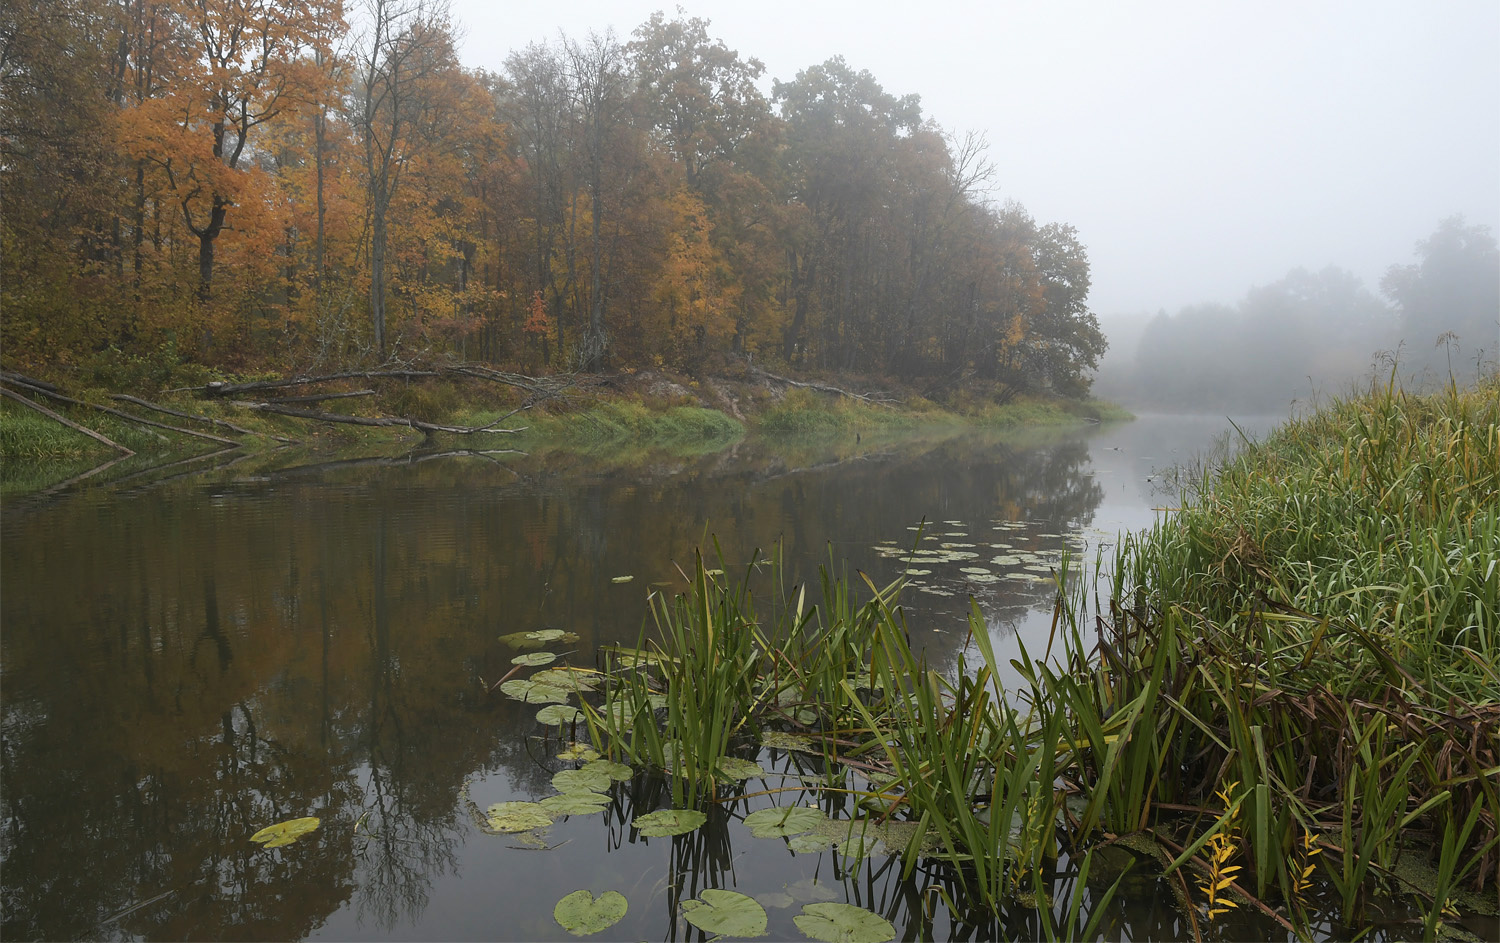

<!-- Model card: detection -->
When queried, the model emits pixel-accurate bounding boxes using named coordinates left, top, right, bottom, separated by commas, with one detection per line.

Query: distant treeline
left=1, top=2, right=1104, bottom=396
left=1095, top=217, right=1499, bottom=412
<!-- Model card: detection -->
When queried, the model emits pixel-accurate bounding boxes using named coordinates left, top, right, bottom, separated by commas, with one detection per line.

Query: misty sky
left=445, top=0, right=1499, bottom=323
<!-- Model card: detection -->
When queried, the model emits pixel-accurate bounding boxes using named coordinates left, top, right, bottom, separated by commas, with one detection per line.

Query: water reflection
left=1, top=420, right=1242, bottom=940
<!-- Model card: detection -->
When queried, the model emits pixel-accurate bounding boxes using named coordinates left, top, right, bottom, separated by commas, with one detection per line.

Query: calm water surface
left=2, top=415, right=1275, bottom=941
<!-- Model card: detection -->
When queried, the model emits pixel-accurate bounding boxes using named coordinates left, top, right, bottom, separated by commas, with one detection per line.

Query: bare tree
left=356, top=0, right=451, bottom=358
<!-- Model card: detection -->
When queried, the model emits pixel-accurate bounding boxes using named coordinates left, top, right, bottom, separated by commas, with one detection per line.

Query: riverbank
left=0, top=365, right=1130, bottom=495
left=559, top=377, right=1497, bottom=940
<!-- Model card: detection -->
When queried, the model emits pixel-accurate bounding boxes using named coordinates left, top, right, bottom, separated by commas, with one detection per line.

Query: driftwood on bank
left=3, top=377, right=241, bottom=447
left=269, top=389, right=376, bottom=405
left=108, top=393, right=276, bottom=439
left=747, top=365, right=897, bottom=407
left=0, top=384, right=135, bottom=455
left=234, top=401, right=526, bottom=436
left=188, top=364, right=577, bottom=399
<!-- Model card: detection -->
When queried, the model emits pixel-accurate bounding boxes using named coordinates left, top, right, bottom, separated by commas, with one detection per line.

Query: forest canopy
left=0, top=1, right=1106, bottom=396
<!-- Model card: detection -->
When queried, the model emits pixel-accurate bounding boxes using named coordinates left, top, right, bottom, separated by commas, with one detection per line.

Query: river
left=1, top=413, right=1277, bottom=941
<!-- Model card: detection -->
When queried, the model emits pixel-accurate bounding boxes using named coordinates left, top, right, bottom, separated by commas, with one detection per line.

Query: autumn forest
left=1, top=0, right=1107, bottom=396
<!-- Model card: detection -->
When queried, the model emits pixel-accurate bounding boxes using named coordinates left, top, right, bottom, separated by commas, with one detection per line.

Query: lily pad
left=610, top=575, right=634, bottom=583
left=530, top=669, right=601, bottom=693
left=787, top=833, right=833, bottom=854
left=554, top=889, right=627, bottom=936
left=681, top=889, right=768, bottom=938
left=745, top=806, right=826, bottom=838
left=537, top=704, right=584, bottom=727
left=760, top=731, right=817, bottom=754
left=632, top=808, right=707, bottom=837
left=511, top=651, right=557, bottom=667
left=540, top=792, right=611, bottom=815
left=557, top=742, right=600, bottom=763
left=582, top=759, right=633, bottom=782
left=499, top=628, right=579, bottom=649
left=499, top=679, right=571, bottom=704
left=835, top=834, right=882, bottom=858
left=485, top=801, right=553, bottom=833
left=794, top=902, right=896, bottom=943
left=553, top=767, right=613, bottom=794
left=249, top=816, right=320, bottom=848
left=716, top=756, right=764, bottom=781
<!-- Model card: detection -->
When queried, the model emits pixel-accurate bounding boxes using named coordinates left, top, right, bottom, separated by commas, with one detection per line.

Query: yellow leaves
left=249, top=816, right=320, bottom=848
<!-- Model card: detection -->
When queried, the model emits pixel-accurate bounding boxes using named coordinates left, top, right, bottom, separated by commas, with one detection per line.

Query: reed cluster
left=580, top=378, right=1497, bottom=939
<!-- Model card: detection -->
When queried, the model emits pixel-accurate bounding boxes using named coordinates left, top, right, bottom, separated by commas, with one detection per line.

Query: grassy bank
left=539, top=379, right=1495, bottom=939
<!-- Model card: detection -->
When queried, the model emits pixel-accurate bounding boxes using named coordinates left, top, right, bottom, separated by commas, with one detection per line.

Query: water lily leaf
left=610, top=575, right=634, bottom=583
left=249, top=816, right=320, bottom=848
left=760, top=731, right=817, bottom=754
left=557, top=742, right=600, bottom=763
left=511, top=651, right=557, bottom=667
left=681, top=889, right=768, bottom=938
left=554, top=889, right=627, bottom=936
left=485, top=801, right=553, bottom=833
left=902, top=568, right=931, bottom=575
left=787, top=833, right=832, bottom=854
left=582, top=759, right=633, bottom=782
left=835, top=834, right=881, bottom=858
left=633, top=809, right=707, bottom=837
left=745, top=806, right=825, bottom=838
left=715, top=756, right=764, bottom=781
left=499, top=629, right=578, bottom=649
left=794, top=903, right=896, bottom=943
left=530, top=669, right=600, bottom=693
left=965, top=573, right=1000, bottom=583
left=540, top=792, right=611, bottom=815
left=536, top=704, right=584, bottom=727
left=553, top=767, right=612, bottom=793
left=500, top=679, right=570, bottom=704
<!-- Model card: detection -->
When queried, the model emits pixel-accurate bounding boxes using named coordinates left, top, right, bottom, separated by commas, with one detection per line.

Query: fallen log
left=108, top=394, right=276, bottom=439
left=748, top=365, right=897, bottom=407
left=269, top=389, right=376, bottom=405
left=197, top=370, right=442, bottom=396
left=235, top=401, right=525, bottom=436
left=0, top=385, right=134, bottom=455
left=4, top=378, right=240, bottom=447
left=1, top=370, right=60, bottom=393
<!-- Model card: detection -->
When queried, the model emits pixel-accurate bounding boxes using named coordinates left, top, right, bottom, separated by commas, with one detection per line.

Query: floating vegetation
left=631, top=809, right=707, bottom=837
left=536, top=704, right=584, bottom=727
left=715, top=756, right=764, bottom=781
left=553, top=889, right=627, bottom=936
left=249, top=816, right=320, bottom=849
left=539, top=792, right=611, bottom=815
left=511, top=651, right=556, bottom=667
left=529, top=668, right=600, bottom=693
left=680, top=889, right=768, bottom=938
left=485, top=802, right=552, bottom=833
left=794, top=902, right=897, bottom=943
left=556, top=742, right=600, bottom=763
left=499, top=628, right=578, bottom=649
left=610, top=575, right=634, bottom=583
left=553, top=767, right=613, bottom=794
left=760, top=731, right=817, bottom=754
left=499, top=679, right=570, bottom=704
left=744, top=806, right=826, bottom=839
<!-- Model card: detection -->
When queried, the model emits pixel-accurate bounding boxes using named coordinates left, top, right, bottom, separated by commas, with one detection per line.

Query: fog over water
left=447, top=0, right=1500, bottom=330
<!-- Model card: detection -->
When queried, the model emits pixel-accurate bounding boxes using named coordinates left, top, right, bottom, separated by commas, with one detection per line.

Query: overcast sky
left=444, top=0, right=1499, bottom=321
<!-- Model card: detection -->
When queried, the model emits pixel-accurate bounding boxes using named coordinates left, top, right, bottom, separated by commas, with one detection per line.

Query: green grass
left=565, top=377, right=1496, bottom=939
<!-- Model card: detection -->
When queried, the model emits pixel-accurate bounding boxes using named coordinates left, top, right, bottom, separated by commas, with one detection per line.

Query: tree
left=1382, top=216, right=1500, bottom=378
left=118, top=0, right=331, bottom=302
left=356, top=0, right=454, bottom=358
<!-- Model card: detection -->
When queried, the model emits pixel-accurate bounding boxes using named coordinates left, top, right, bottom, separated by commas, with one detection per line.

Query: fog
left=439, top=0, right=1497, bottom=409
left=448, top=1, right=1498, bottom=314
